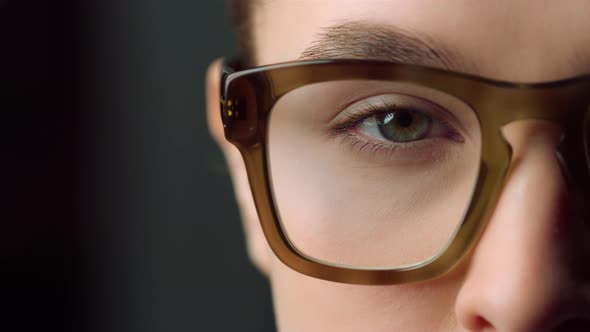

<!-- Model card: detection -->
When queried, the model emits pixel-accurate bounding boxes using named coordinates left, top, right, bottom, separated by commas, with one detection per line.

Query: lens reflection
left=267, top=80, right=482, bottom=268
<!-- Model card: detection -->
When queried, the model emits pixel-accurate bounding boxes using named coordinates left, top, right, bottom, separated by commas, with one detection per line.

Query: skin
left=207, top=1, right=590, bottom=331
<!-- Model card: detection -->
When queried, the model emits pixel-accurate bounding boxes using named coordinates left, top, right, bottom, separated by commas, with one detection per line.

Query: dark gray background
left=91, top=1, right=276, bottom=331
left=2, top=0, right=275, bottom=331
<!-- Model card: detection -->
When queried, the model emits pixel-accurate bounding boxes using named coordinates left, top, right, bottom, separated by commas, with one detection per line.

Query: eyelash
left=327, top=102, right=460, bottom=159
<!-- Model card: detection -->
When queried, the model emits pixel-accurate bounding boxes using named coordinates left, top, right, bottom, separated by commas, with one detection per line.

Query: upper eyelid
left=329, top=94, right=474, bottom=145
left=338, top=94, right=448, bottom=125
left=348, top=93, right=476, bottom=141
left=330, top=97, right=438, bottom=139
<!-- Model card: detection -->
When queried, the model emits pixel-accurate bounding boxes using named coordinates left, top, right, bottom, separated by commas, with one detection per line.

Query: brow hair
left=229, top=4, right=478, bottom=72
left=299, top=22, right=475, bottom=72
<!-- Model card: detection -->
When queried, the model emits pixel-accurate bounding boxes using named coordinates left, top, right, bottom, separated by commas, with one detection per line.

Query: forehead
left=252, top=0, right=590, bottom=81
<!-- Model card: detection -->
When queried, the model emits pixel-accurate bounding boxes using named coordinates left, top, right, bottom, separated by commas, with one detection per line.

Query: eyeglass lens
left=267, top=80, right=483, bottom=268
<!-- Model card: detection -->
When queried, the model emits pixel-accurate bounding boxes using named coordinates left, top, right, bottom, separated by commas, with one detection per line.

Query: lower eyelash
left=334, top=131, right=411, bottom=156
left=326, top=127, right=456, bottom=166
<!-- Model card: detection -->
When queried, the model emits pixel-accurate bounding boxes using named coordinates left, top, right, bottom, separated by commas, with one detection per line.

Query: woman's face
left=208, top=1, right=590, bottom=331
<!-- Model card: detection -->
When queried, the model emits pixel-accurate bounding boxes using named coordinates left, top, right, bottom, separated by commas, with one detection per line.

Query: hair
left=229, top=0, right=256, bottom=68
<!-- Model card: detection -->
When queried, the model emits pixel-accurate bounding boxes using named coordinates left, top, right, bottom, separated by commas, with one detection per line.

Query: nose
left=455, top=121, right=590, bottom=332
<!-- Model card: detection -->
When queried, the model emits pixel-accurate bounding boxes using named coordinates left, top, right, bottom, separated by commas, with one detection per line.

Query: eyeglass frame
left=219, top=58, right=590, bottom=285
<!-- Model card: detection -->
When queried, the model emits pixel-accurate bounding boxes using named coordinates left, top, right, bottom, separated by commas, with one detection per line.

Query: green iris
left=376, top=110, right=432, bottom=142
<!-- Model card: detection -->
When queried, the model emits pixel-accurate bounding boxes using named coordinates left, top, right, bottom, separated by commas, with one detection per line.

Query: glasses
left=219, top=59, right=590, bottom=285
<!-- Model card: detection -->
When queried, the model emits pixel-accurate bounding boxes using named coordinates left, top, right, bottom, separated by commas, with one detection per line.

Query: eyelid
left=333, top=93, right=453, bottom=129
left=355, top=108, right=462, bottom=146
left=324, top=80, right=480, bottom=144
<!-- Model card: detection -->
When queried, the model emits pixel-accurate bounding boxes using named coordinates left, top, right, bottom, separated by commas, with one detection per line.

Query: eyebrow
left=298, top=21, right=477, bottom=73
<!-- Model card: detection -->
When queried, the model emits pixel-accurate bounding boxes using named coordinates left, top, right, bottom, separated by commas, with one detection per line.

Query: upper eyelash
left=328, top=102, right=428, bottom=152
left=331, top=101, right=462, bottom=142
left=330, top=103, right=395, bottom=137
left=327, top=101, right=462, bottom=153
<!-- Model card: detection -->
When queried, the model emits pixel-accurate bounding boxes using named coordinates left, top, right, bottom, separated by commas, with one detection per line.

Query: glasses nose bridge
left=490, top=87, right=590, bottom=221
left=481, top=77, right=590, bottom=123
left=490, top=86, right=589, bottom=153
left=485, top=87, right=570, bottom=173
left=492, top=89, right=570, bottom=126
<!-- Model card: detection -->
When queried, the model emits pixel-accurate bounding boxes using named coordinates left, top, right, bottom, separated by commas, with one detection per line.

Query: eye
left=327, top=91, right=470, bottom=162
left=358, top=109, right=433, bottom=143
left=350, top=98, right=457, bottom=145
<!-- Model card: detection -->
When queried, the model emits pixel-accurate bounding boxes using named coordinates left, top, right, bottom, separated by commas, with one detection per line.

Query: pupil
left=395, top=111, right=413, bottom=128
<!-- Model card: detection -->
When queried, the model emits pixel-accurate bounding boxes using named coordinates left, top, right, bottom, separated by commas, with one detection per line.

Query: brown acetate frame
left=219, top=59, right=590, bottom=285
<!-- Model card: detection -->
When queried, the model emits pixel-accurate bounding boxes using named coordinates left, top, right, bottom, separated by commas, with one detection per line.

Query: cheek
left=269, top=258, right=465, bottom=332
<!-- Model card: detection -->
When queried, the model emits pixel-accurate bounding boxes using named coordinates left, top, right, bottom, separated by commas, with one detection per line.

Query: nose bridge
left=455, top=101, right=590, bottom=331
left=455, top=78, right=590, bottom=331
